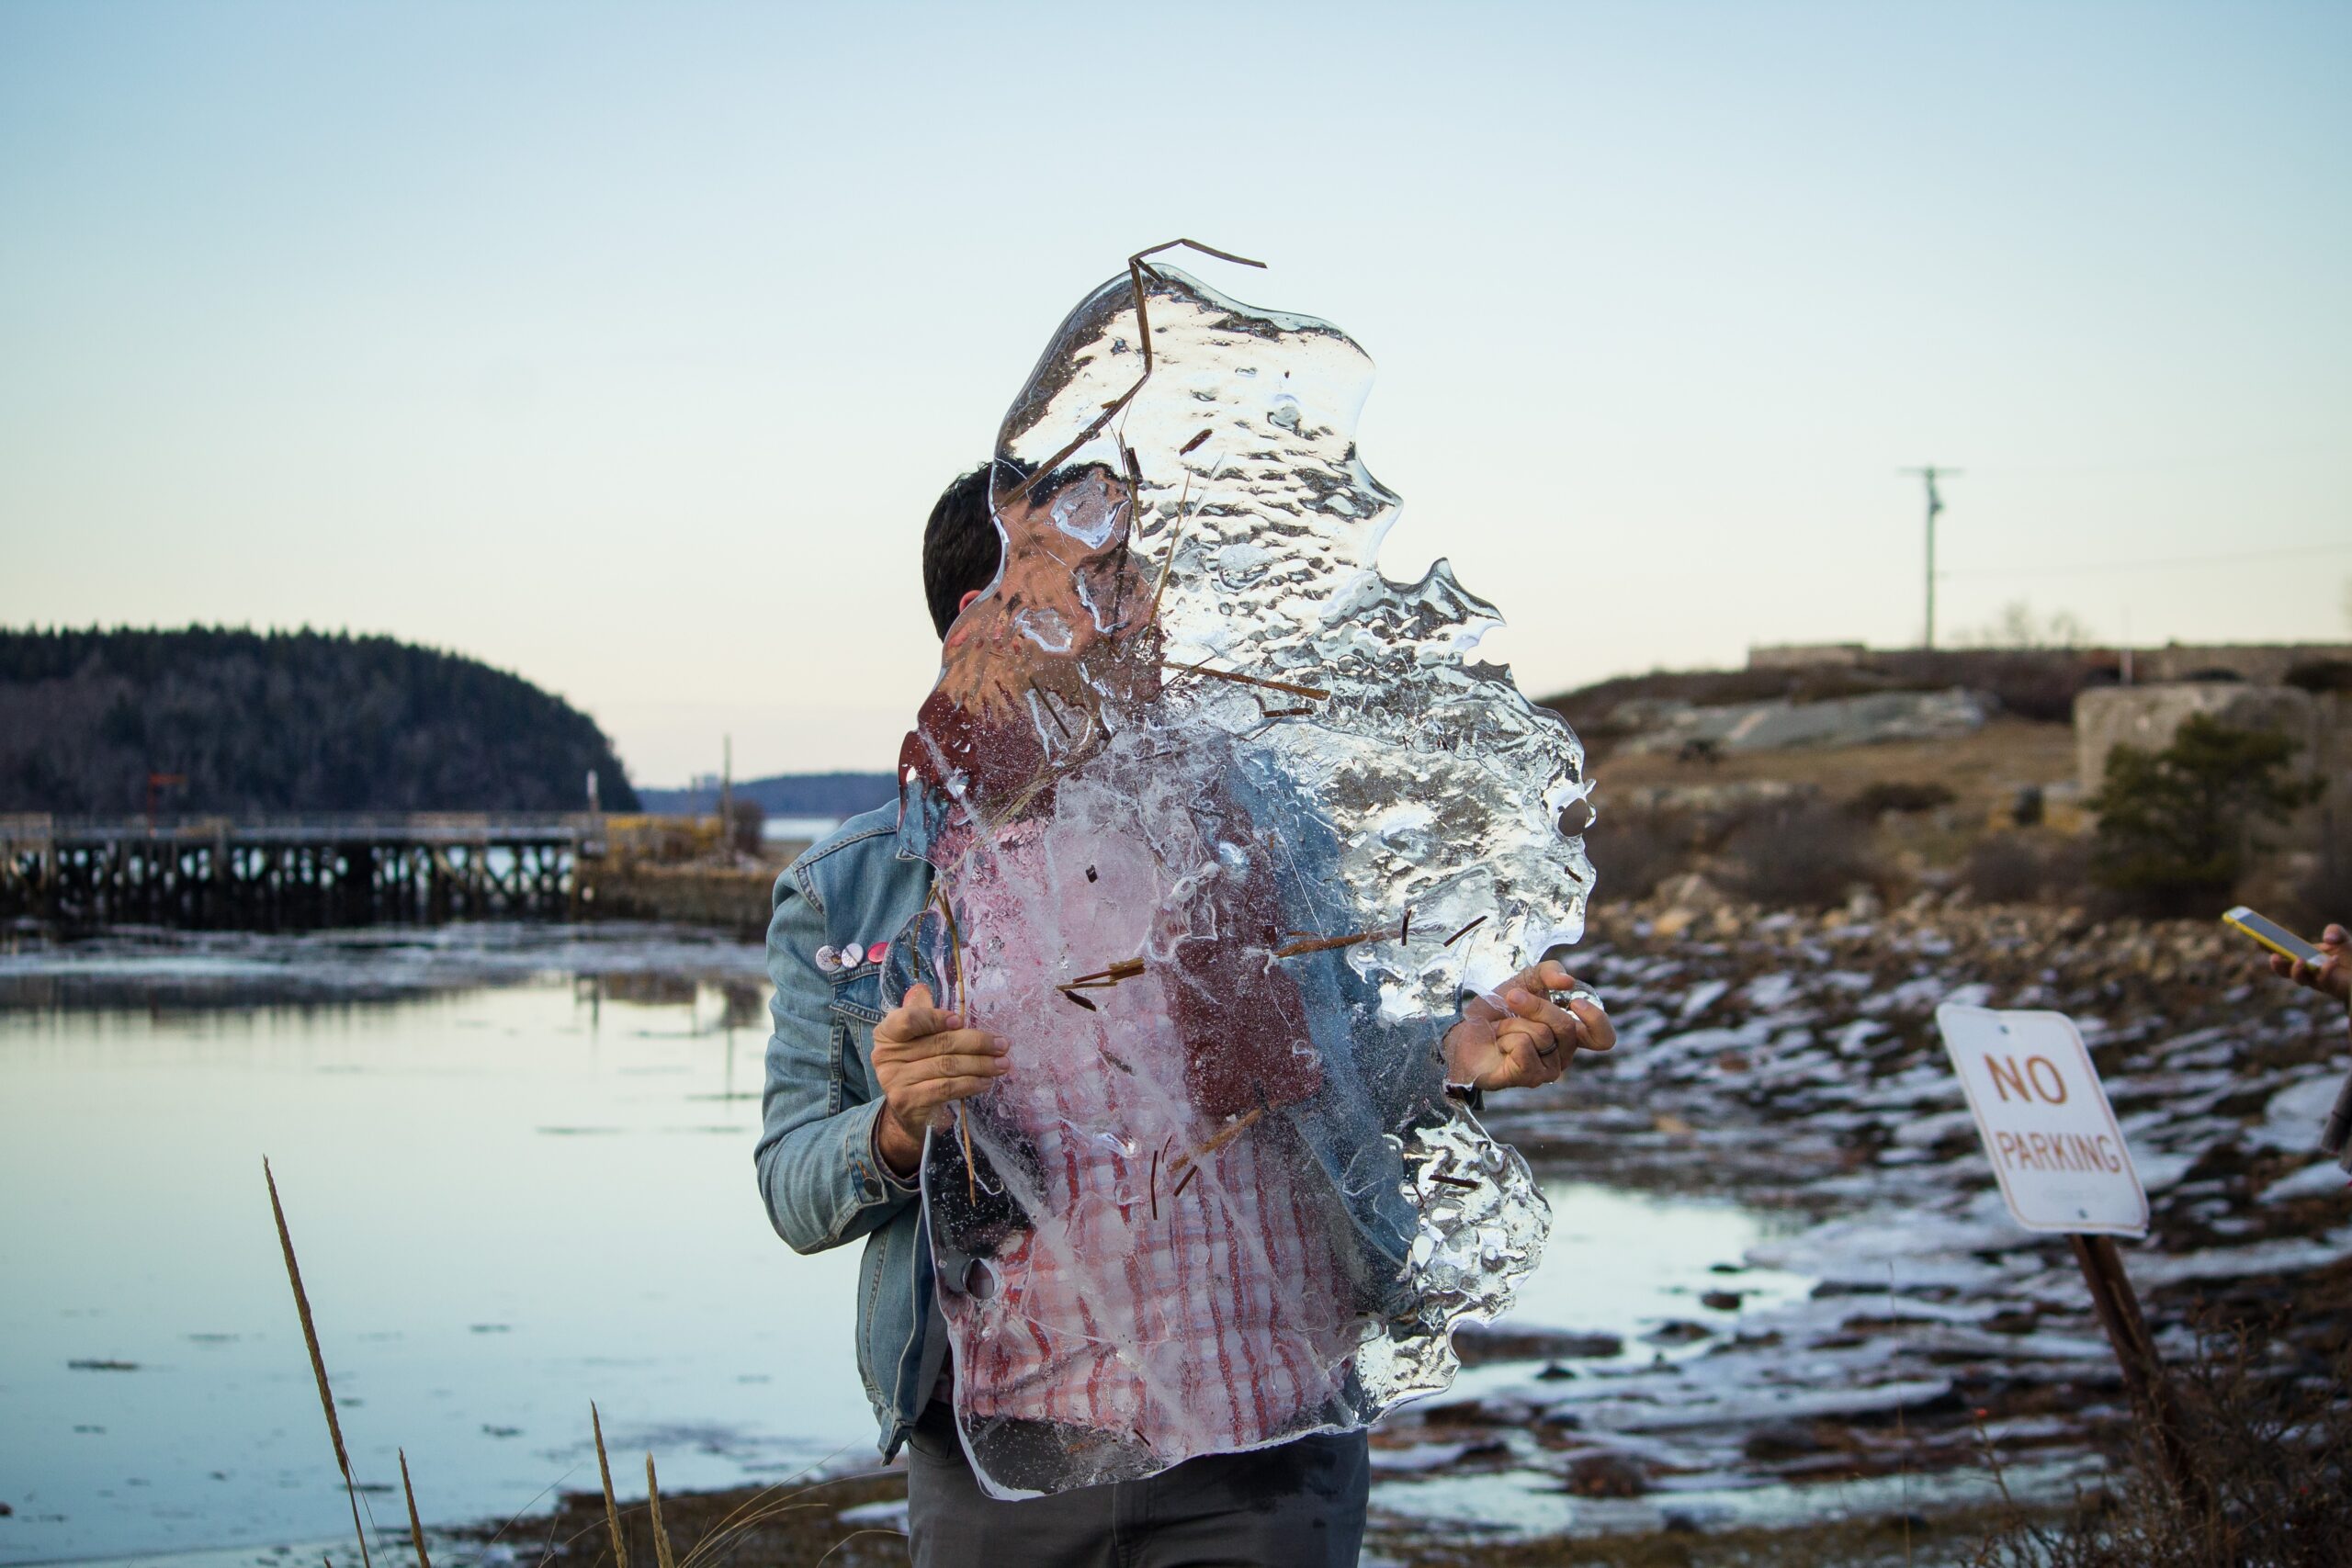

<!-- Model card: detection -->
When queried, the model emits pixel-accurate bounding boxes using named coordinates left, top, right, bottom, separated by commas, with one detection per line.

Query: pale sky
left=4, top=2, right=2346, bottom=785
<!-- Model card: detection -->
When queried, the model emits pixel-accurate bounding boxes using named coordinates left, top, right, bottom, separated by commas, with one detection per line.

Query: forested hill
left=0, top=627, right=639, bottom=815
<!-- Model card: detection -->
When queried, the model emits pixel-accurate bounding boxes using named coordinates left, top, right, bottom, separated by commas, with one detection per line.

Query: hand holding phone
left=2225, top=906, right=2350, bottom=1005
left=2225, top=907, right=2352, bottom=1172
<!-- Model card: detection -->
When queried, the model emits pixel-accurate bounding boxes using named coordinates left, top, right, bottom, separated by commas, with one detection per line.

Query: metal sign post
left=1935, top=1004, right=2207, bottom=1512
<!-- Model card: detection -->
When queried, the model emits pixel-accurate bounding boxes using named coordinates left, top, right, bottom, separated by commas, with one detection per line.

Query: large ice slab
left=890, top=253, right=1591, bottom=1495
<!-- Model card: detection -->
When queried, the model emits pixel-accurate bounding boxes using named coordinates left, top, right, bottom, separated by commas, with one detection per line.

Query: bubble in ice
left=885, top=246, right=1593, bottom=1496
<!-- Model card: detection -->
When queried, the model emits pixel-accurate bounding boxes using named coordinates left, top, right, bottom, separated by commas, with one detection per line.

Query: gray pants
left=903, top=1402, right=1368, bottom=1568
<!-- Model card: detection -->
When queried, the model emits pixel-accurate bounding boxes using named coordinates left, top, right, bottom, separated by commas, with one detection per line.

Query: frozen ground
left=7, top=907, right=2347, bottom=1565
left=1364, top=896, right=2352, bottom=1550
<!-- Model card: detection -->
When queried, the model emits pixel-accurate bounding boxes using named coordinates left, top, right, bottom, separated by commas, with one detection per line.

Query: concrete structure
left=2129, top=643, right=2352, bottom=686
left=1747, top=642, right=1869, bottom=671
left=1736, top=640, right=2352, bottom=683
left=2074, top=684, right=2337, bottom=793
left=2074, top=683, right=2350, bottom=863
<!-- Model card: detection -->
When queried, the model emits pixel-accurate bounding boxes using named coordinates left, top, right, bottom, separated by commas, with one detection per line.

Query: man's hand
left=1442, top=959, right=1614, bottom=1092
left=2270, top=922, right=2351, bottom=1009
left=871, top=983, right=1010, bottom=1178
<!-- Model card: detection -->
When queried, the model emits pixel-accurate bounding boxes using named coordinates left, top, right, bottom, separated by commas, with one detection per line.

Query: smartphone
left=2222, top=905, right=2327, bottom=966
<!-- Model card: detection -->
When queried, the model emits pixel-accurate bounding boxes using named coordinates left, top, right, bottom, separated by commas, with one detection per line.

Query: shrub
left=2089, top=715, right=2318, bottom=917
left=2286, top=659, right=2352, bottom=694
left=1721, top=802, right=1878, bottom=908
left=1584, top=809, right=1686, bottom=903
left=1849, top=779, right=1957, bottom=818
left=1964, top=834, right=2047, bottom=904
left=1971, top=1324, right=2352, bottom=1568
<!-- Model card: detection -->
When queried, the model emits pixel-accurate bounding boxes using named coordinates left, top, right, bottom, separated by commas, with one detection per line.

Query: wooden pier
left=0, top=814, right=607, bottom=930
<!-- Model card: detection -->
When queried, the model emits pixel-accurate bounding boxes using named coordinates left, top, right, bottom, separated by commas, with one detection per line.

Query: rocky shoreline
left=1358, top=894, right=2352, bottom=1558
left=458, top=895, right=2352, bottom=1566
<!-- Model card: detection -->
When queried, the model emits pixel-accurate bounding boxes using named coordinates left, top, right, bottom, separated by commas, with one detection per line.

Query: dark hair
left=922, top=465, right=1004, bottom=638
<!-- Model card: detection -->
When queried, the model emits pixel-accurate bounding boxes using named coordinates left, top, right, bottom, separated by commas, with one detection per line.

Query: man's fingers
left=1510, top=964, right=1613, bottom=1049
left=1460, top=993, right=1506, bottom=1026
left=1501, top=985, right=1581, bottom=1048
left=886, top=1035, right=1008, bottom=1077
left=1515, top=1023, right=1568, bottom=1085
left=1503, top=960, right=1576, bottom=998
left=876, top=1002, right=986, bottom=1049
left=2325, top=924, right=2349, bottom=948
left=1567, top=996, right=1615, bottom=1052
left=910, top=1074, right=1001, bottom=1110
left=1486, top=1021, right=1566, bottom=1088
left=876, top=1008, right=961, bottom=1045
left=900, top=1050, right=1012, bottom=1084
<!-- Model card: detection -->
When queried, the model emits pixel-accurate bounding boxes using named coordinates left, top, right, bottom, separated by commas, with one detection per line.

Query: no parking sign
left=1933, top=1003, right=2211, bottom=1512
left=1935, top=1003, right=2149, bottom=1236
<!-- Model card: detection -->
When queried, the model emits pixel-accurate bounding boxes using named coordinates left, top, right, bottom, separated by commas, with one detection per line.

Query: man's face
left=919, top=464, right=1162, bottom=796
left=945, top=467, right=1159, bottom=665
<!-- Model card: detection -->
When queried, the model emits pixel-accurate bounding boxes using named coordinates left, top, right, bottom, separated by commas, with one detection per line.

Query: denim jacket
left=753, top=805, right=939, bottom=1457
left=758, top=779, right=1441, bottom=1457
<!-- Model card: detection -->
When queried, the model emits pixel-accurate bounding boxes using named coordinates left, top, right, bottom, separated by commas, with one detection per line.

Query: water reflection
left=1513, top=1181, right=1813, bottom=1349
left=0, top=936, right=867, bottom=1564
left=0, top=928, right=1815, bottom=1564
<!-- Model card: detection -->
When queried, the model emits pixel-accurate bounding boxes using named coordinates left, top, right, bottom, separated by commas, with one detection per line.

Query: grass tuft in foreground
left=266, top=1162, right=905, bottom=1568
left=1969, top=1319, right=2352, bottom=1568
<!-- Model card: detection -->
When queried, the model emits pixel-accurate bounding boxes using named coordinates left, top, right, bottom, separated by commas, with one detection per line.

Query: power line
left=1939, top=539, right=2352, bottom=581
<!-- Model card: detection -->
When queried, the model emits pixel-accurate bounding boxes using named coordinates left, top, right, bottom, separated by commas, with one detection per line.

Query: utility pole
left=718, top=735, right=733, bottom=854
left=1900, top=467, right=1960, bottom=649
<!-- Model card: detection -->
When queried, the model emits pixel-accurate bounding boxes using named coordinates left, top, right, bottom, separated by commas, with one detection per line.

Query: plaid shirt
left=941, top=822, right=1357, bottom=1459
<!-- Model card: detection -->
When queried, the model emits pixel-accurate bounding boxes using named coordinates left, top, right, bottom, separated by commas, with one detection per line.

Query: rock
left=1621, top=688, right=1991, bottom=757
left=1608, top=697, right=1697, bottom=730
left=1643, top=1319, right=1713, bottom=1345
left=1453, top=1324, right=1624, bottom=1365
left=836, top=1498, right=910, bottom=1531
left=1654, top=872, right=1728, bottom=912
left=1565, top=1450, right=1650, bottom=1497
left=1700, top=1289, right=1745, bottom=1312
left=1743, top=1421, right=1832, bottom=1461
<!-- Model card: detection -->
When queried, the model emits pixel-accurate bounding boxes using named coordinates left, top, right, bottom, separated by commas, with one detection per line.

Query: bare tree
left=1959, top=601, right=2094, bottom=650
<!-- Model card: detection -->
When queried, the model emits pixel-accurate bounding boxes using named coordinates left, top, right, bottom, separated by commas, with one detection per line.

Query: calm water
left=0, top=926, right=1802, bottom=1564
